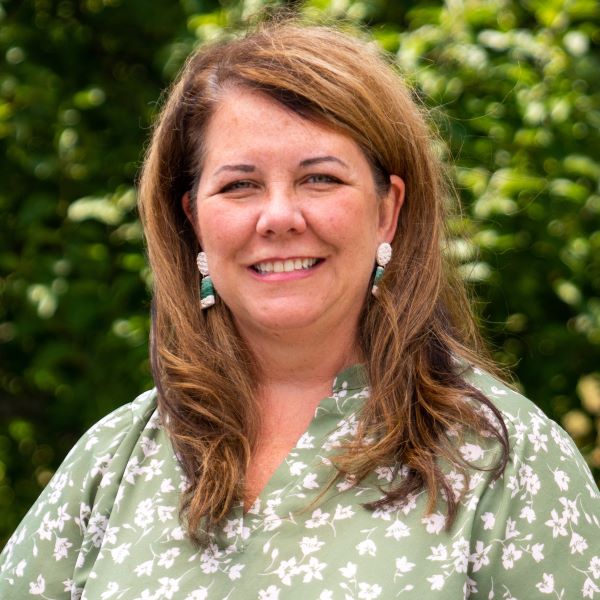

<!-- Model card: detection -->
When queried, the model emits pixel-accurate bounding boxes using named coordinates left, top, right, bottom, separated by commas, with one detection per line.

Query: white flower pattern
left=0, top=369, right=598, bottom=599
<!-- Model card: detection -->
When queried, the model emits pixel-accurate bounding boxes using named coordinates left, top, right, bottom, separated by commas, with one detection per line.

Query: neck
left=237, top=318, right=361, bottom=394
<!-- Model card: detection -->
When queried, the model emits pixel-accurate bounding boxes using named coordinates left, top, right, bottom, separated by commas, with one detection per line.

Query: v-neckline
left=211, top=364, right=368, bottom=551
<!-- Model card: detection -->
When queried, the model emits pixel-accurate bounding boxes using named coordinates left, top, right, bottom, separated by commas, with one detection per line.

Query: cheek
left=313, top=200, right=379, bottom=251
left=197, top=205, right=253, bottom=255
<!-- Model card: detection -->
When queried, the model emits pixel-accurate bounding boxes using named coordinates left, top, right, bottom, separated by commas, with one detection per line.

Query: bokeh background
left=1, top=0, right=600, bottom=548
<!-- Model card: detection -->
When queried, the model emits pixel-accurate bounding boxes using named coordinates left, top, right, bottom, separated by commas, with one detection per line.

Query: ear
left=378, top=174, right=405, bottom=242
left=182, top=191, right=194, bottom=223
left=182, top=192, right=202, bottom=244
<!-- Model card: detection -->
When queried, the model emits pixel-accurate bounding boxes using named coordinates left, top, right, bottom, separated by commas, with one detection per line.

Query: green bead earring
left=372, top=242, right=392, bottom=297
left=196, top=251, right=215, bottom=309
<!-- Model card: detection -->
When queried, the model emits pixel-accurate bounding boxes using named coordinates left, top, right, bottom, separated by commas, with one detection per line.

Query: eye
left=219, top=180, right=256, bottom=193
left=305, top=174, right=342, bottom=185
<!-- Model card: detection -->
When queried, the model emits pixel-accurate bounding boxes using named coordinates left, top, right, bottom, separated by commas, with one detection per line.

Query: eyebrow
left=299, top=156, right=349, bottom=169
left=212, top=155, right=349, bottom=177
left=213, top=164, right=256, bottom=176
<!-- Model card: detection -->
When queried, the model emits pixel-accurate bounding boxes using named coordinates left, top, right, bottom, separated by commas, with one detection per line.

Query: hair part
left=138, top=18, right=509, bottom=545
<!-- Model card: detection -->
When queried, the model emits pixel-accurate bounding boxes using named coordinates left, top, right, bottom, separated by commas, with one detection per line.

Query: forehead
left=200, top=88, right=366, bottom=168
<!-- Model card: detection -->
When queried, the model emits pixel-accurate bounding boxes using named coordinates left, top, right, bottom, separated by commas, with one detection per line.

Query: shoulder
left=0, top=389, right=160, bottom=591
left=85, top=387, right=158, bottom=436
left=11, top=386, right=159, bottom=517
left=82, top=388, right=158, bottom=441
left=462, top=365, right=544, bottom=418
left=462, top=367, right=597, bottom=491
left=461, top=365, right=599, bottom=519
left=455, top=368, right=600, bottom=598
left=54, top=387, right=160, bottom=497
left=56, top=388, right=159, bottom=476
left=464, top=364, right=563, bottom=435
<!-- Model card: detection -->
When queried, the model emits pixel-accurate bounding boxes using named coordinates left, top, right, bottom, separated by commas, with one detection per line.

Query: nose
left=255, top=188, right=307, bottom=237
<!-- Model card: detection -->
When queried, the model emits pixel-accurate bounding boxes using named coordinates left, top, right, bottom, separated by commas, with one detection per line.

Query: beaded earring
left=372, top=242, right=392, bottom=297
left=196, top=251, right=215, bottom=309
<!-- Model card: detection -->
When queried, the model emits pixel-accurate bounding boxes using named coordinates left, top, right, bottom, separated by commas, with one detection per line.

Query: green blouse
left=1, top=366, right=599, bottom=599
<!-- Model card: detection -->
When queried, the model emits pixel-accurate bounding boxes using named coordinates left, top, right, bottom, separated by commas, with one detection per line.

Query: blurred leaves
left=1, top=0, right=599, bottom=547
left=0, top=0, right=214, bottom=545
left=381, top=0, right=600, bottom=477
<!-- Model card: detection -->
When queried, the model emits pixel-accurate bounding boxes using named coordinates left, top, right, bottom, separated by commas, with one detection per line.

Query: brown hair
left=138, top=18, right=509, bottom=544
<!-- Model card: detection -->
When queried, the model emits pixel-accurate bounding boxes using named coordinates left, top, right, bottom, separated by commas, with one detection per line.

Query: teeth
left=254, top=258, right=318, bottom=274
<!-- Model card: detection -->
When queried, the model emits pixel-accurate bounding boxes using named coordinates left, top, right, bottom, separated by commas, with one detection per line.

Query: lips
left=251, top=258, right=322, bottom=274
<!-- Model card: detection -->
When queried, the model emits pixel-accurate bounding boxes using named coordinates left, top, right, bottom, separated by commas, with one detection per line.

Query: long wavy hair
left=138, top=19, right=509, bottom=544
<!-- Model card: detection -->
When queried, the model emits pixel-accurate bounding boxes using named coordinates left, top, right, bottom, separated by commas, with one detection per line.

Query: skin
left=183, top=88, right=404, bottom=507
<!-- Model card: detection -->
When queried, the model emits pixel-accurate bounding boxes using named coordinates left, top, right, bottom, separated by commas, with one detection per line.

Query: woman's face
left=185, top=88, right=404, bottom=342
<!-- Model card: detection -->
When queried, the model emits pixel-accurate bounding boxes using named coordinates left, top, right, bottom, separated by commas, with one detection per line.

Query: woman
left=1, top=20, right=599, bottom=600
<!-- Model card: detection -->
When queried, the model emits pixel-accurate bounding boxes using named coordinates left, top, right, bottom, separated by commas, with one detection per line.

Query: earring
left=196, top=252, right=215, bottom=309
left=372, top=242, right=392, bottom=297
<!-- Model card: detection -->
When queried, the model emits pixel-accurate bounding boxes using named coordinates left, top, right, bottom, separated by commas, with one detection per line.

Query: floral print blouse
left=1, top=365, right=599, bottom=599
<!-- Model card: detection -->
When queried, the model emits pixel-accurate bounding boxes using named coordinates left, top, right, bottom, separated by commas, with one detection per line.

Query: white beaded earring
left=196, top=252, right=215, bottom=309
left=372, top=242, right=392, bottom=297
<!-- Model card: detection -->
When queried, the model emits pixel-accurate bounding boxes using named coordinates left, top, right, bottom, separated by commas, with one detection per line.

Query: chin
left=239, top=301, right=328, bottom=333
left=258, top=311, right=323, bottom=332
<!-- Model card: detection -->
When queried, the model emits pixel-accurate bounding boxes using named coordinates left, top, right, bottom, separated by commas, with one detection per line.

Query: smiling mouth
left=251, top=258, right=323, bottom=274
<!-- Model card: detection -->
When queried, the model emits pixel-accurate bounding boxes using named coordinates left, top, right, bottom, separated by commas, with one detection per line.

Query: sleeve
left=0, top=396, right=150, bottom=599
left=468, top=404, right=600, bottom=599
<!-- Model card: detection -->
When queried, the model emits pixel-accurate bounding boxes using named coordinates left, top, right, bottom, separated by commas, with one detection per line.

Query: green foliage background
left=1, top=0, right=599, bottom=547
